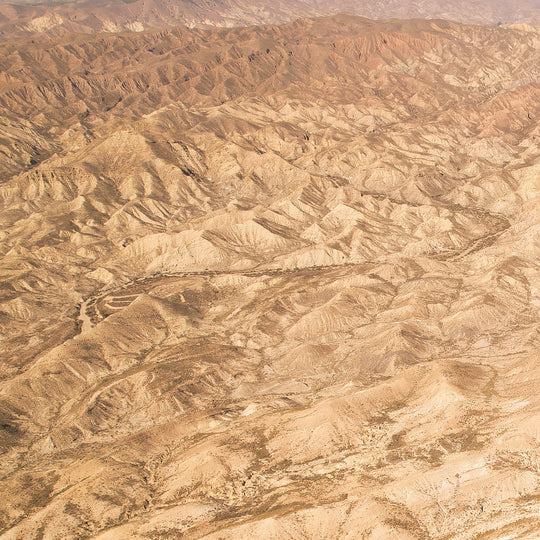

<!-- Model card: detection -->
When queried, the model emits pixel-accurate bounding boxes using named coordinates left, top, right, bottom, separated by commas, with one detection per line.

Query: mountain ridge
left=0, top=12, right=539, bottom=540
left=0, top=0, right=538, bottom=40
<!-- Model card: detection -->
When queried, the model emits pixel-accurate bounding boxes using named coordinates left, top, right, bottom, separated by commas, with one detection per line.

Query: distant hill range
left=0, top=0, right=538, bottom=38
left=0, top=9, right=539, bottom=539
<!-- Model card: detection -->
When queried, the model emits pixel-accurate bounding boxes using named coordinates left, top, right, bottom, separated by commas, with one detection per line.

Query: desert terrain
left=0, top=8, right=539, bottom=540
left=0, top=0, right=538, bottom=39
